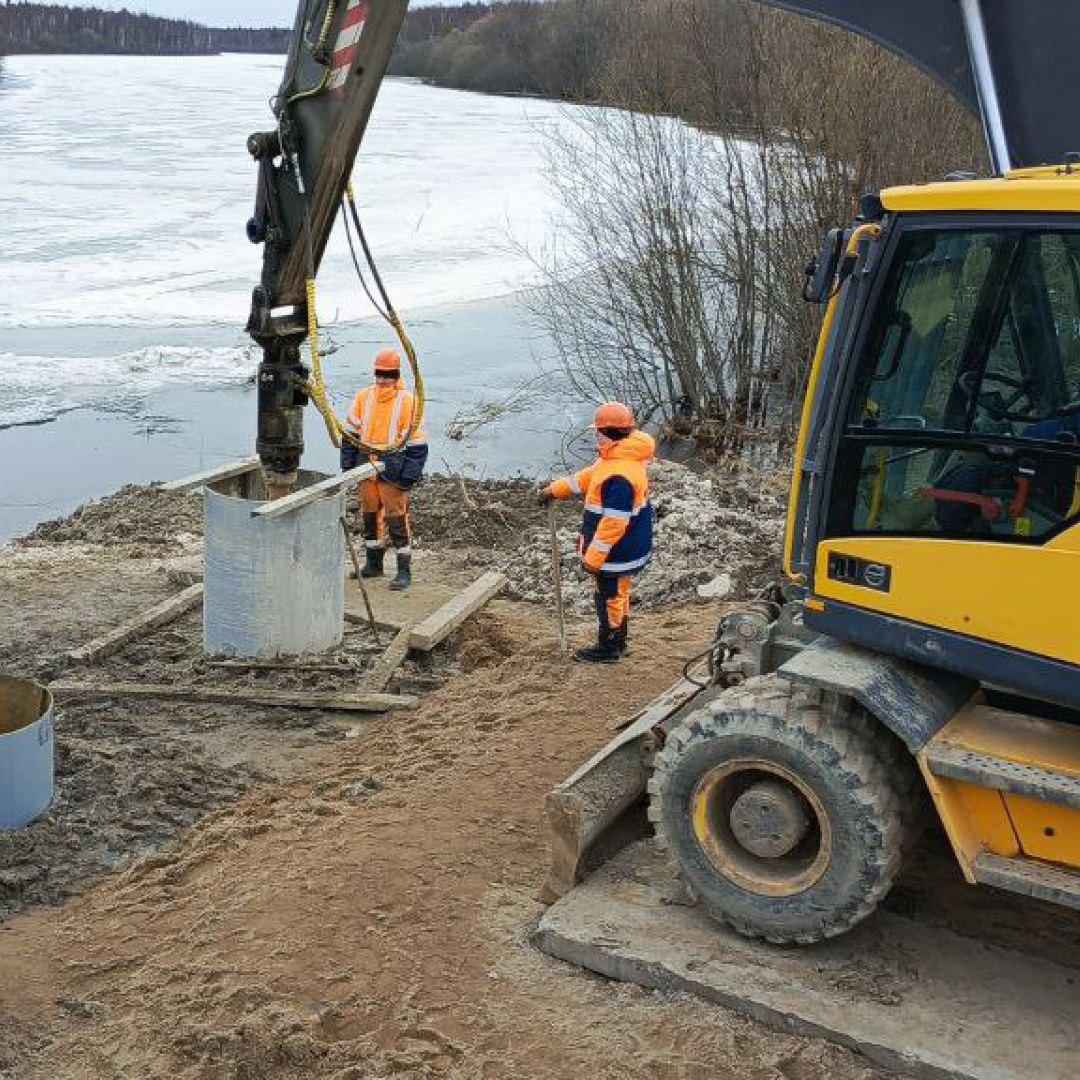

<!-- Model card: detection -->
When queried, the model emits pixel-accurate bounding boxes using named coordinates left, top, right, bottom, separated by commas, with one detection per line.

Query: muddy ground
left=1, top=470, right=1077, bottom=1078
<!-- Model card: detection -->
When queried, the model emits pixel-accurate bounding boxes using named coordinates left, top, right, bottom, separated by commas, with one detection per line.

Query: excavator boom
left=761, top=0, right=1080, bottom=174
left=246, top=0, right=408, bottom=488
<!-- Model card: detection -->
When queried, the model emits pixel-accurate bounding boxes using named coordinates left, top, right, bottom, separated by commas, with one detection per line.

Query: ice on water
left=0, top=54, right=567, bottom=426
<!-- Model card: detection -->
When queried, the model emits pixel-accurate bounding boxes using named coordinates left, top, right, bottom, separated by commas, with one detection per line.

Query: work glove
left=537, top=487, right=554, bottom=507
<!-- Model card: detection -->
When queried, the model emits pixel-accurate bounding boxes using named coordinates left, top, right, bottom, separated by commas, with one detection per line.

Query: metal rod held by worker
left=341, top=516, right=381, bottom=645
left=548, top=503, right=568, bottom=656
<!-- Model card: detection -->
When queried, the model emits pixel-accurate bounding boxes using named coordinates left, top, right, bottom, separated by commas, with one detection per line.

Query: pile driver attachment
left=244, top=0, right=408, bottom=491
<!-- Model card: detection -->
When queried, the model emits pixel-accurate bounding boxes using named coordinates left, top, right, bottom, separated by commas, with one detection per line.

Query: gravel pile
left=503, top=459, right=787, bottom=613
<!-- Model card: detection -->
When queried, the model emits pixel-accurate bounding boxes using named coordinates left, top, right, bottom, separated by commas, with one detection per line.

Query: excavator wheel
left=647, top=675, right=912, bottom=944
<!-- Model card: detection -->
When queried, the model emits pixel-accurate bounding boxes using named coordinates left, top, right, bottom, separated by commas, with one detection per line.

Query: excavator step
left=972, top=852, right=1080, bottom=910
left=925, top=742, right=1080, bottom=809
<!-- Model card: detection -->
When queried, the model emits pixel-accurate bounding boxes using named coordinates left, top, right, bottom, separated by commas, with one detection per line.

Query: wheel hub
left=691, top=759, right=832, bottom=897
left=729, top=778, right=811, bottom=858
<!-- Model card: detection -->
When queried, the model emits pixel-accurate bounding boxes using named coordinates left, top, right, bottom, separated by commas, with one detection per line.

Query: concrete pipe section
left=0, top=676, right=55, bottom=829
left=204, top=469, right=345, bottom=658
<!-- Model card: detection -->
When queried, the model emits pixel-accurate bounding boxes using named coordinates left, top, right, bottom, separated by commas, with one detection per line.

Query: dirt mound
left=504, top=459, right=786, bottom=613
left=0, top=604, right=881, bottom=1080
left=17, top=484, right=202, bottom=553
left=402, top=473, right=541, bottom=549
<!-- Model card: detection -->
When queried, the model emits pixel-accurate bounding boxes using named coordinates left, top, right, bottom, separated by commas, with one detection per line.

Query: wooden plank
left=160, top=456, right=260, bottom=493
left=66, top=584, right=204, bottom=664
left=207, top=659, right=361, bottom=674
left=407, top=571, right=506, bottom=652
left=365, top=625, right=414, bottom=693
left=49, top=680, right=416, bottom=713
left=251, top=463, right=377, bottom=520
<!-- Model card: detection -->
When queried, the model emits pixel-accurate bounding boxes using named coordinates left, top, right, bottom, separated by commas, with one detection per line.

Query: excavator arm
left=246, top=0, right=408, bottom=490
left=758, top=0, right=1080, bottom=175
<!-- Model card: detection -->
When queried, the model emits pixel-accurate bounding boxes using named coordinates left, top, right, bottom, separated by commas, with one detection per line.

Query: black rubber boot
left=359, top=547, right=385, bottom=579
left=389, top=551, right=412, bottom=591
left=574, top=629, right=622, bottom=664
left=612, top=620, right=628, bottom=655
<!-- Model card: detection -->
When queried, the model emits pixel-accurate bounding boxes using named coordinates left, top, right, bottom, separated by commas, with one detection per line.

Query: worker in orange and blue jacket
left=539, top=402, right=655, bottom=663
left=341, top=348, right=428, bottom=591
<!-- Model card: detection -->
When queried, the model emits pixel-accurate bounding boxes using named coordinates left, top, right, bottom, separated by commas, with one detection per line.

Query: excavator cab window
left=828, top=222, right=1080, bottom=541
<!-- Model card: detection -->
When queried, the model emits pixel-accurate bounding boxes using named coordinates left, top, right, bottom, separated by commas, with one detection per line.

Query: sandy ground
left=0, top=591, right=884, bottom=1079
left=1, top=477, right=1076, bottom=1078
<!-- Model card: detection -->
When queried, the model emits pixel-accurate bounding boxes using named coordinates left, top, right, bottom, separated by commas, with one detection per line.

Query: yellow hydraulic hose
left=299, top=191, right=426, bottom=456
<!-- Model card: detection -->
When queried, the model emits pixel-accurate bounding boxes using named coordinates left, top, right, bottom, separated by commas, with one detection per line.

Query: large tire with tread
left=648, top=674, right=914, bottom=944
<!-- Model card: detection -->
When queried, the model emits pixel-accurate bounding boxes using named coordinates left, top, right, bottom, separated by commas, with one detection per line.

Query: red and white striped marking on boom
left=329, top=0, right=367, bottom=95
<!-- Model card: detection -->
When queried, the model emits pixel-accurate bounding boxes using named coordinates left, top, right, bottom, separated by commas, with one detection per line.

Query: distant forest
left=0, top=2, right=288, bottom=54
left=0, top=2, right=581, bottom=83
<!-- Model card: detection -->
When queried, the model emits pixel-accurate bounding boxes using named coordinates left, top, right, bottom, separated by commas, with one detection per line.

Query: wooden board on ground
left=49, top=680, right=416, bottom=713
left=344, top=574, right=460, bottom=633
left=160, top=456, right=260, bottom=493
left=536, top=840, right=1076, bottom=1080
left=66, top=584, right=205, bottom=665
left=408, top=571, right=507, bottom=652
left=364, top=625, right=415, bottom=693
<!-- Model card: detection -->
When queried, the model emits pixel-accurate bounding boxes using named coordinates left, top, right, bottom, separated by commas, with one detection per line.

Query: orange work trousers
left=594, top=573, right=631, bottom=634
left=359, top=477, right=411, bottom=552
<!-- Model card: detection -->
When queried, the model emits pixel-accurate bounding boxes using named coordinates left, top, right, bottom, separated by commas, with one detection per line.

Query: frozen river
left=0, top=54, right=584, bottom=538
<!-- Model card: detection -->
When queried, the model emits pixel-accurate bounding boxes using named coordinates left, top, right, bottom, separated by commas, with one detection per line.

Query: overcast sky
left=23, top=1, right=455, bottom=27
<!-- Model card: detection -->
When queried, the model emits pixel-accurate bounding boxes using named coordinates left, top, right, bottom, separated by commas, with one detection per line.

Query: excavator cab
left=543, top=1, right=1080, bottom=942
left=794, top=174, right=1080, bottom=699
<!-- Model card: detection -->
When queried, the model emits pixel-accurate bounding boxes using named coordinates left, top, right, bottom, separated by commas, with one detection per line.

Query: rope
left=344, top=181, right=426, bottom=446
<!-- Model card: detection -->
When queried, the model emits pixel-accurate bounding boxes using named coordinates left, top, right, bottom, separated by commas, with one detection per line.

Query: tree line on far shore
left=0, top=3, right=287, bottom=54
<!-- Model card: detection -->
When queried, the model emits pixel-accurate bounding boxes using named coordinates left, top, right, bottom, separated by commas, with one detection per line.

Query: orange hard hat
left=374, top=349, right=401, bottom=373
left=592, top=401, right=635, bottom=429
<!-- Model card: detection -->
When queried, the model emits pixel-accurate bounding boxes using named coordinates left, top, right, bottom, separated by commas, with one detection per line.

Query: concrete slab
left=535, top=841, right=1077, bottom=1080
left=344, top=573, right=459, bottom=632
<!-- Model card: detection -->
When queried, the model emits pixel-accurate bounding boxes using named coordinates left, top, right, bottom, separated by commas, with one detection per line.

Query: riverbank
left=0, top=295, right=578, bottom=541
left=5, top=462, right=1077, bottom=1077
left=0, top=462, right=862, bottom=1079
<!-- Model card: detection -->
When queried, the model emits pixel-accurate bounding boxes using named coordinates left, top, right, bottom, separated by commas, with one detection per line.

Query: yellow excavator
left=542, top=0, right=1080, bottom=942
left=247, top=1, right=1080, bottom=942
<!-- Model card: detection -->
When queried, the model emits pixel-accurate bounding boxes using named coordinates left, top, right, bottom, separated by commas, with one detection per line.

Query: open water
left=0, top=54, right=585, bottom=539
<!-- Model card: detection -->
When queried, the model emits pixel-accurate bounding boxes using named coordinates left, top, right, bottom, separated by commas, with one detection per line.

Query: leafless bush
left=528, top=0, right=983, bottom=454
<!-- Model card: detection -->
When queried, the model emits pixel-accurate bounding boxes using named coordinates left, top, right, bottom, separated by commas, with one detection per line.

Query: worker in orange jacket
left=341, top=348, right=428, bottom=590
left=539, top=402, right=655, bottom=663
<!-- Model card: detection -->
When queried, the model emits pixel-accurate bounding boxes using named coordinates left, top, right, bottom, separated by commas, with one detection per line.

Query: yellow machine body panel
left=882, top=167, right=1080, bottom=215
left=918, top=700, right=1080, bottom=880
left=1006, top=796, right=1080, bottom=864
left=812, top=533, right=1080, bottom=666
left=916, top=771, right=1018, bottom=881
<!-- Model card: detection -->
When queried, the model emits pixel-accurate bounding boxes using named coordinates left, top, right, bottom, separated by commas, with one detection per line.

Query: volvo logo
left=827, top=552, right=891, bottom=593
left=862, top=563, right=888, bottom=589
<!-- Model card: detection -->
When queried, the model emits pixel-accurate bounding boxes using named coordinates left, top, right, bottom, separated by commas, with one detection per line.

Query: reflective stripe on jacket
left=347, top=381, right=426, bottom=450
left=550, top=430, right=655, bottom=575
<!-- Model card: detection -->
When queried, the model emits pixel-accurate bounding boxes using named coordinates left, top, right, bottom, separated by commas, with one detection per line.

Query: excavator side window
left=829, top=223, right=1080, bottom=543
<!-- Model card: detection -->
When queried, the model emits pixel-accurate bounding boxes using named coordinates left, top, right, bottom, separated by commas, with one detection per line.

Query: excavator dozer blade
left=540, top=678, right=705, bottom=903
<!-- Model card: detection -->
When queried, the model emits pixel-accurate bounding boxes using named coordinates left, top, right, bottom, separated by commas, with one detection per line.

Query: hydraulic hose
left=297, top=185, right=426, bottom=456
